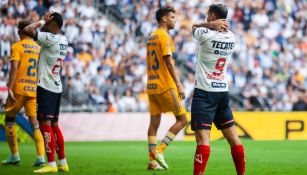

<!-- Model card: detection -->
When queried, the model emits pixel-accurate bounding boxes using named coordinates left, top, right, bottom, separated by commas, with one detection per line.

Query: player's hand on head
left=210, top=19, right=228, bottom=32
left=8, top=89, right=16, bottom=104
left=43, top=12, right=54, bottom=23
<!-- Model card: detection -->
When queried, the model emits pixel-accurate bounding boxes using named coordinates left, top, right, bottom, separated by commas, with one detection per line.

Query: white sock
left=58, top=158, right=67, bottom=166
left=48, top=161, right=56, bottom=167
left=12, top=153, right=19, bottom=158
left=37, top=155, right=45, bottom=160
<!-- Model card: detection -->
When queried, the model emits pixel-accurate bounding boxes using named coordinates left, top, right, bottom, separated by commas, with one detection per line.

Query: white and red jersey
left=36, top=32, right=68, bottom=93
left=193, top=27, right=236, bottom=92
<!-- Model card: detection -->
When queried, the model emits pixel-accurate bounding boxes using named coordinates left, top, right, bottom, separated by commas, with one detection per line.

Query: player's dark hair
left=155, top=6, right=175, bottom=23
left=209, top=3, right=228, bottom=19
left=18, top=20, right=32, bottom=30
left=51, top=12, right=63, bottom=29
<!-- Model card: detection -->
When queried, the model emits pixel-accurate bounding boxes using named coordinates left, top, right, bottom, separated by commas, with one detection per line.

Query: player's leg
left=25, top=97, right=45, bottom=167
left=215, top=92, right=245, bottom=175
left=147, top=94, right=164, bottom=170
left=1, top=95, right=24, bottom=165
left=191, top=89, right=217, bottom=175
left=34, top=87, right=58, bottom=173
left=155, top=113, right=187, bottom=154
left=194, top=129, right=211, bottom=175
left=52, top=92, right=69, bottom=172
left=153, top=89, right=188, bottom=169
left=221, top=126, right=245, bottom=175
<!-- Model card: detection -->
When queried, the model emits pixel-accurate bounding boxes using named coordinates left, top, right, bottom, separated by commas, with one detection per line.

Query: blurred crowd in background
left=0, top=0, right=306, bottom=112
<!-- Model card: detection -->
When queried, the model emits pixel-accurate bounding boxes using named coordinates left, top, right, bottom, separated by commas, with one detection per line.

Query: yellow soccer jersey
left=10, top=39, right=40, bottom=97
left=146, top=28, right=177, bottom=94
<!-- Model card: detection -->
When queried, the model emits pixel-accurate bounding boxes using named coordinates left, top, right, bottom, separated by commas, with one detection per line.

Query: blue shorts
left=191, top=88, right=235, bottom=131
left=37, top=86, right=61, bottom=122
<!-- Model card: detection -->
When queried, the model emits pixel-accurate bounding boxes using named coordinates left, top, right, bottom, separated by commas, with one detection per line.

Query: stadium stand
left=0, top=0, right=306, bottom=112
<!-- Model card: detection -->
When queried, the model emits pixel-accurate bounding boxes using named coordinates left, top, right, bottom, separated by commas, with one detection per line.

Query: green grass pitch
left=1, top=140, right=307, bottom=175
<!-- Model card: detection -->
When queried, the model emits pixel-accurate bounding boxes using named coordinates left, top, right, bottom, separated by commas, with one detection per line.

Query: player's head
left=41, top=12, right=63, bottom=33
left=207, top=3, right=228, bottom=22
left=156, top=6, right=176, bottom=29
left=17, top=20, right=32, bottom=38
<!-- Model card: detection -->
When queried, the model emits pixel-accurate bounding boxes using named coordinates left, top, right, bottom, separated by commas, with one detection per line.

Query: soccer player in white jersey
left=23, top=12, right=69, bottom=173
left=191, top=4, right=245, bottom=175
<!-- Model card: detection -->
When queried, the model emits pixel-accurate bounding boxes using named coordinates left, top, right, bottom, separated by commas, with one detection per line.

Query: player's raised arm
left=163, top=55, right=185, bottom=100
left=192, top=19, right=228, bottom=32
left=23, top=12, right=54, bottom=38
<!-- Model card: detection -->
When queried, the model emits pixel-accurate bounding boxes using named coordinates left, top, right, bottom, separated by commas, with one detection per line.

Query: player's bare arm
left=192, top=19, right=228, bottom=32
left=6, top=60, right=19, bottom=103
left=23, top=12, right=54, bottom=38
left=163, top=55, right=185, bottom=100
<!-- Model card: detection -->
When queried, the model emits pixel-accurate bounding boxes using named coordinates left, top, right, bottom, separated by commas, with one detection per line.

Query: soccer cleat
left=1, top=155, right=20, bottom=165
left=58, top=164, right=69, bottom=172
left=33, top=165, right=58, bottom=173
left=147, top=160, right=165, bottom=170
left=32, top=158, right=46, bottom=167
left=150, top=149, right=169, bottom=170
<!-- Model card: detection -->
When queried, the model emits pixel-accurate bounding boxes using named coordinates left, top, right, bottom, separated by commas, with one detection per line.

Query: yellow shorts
left=148, top=88, right=186, bottom=116
left=5, top=93, right=36, bottom=118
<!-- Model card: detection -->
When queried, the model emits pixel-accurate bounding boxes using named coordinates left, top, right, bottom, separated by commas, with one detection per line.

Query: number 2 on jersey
left=213, top=58, right=226, bottom=76
left=27, top=58, right=36, bottom=77
left=147, top=50, right=159, bottom=71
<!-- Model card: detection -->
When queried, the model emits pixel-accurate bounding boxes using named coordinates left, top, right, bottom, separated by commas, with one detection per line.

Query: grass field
left=0, top=140, right=307, bottom=175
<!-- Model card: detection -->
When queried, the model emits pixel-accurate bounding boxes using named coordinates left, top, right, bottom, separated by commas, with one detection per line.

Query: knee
left=177, top=116, right=188, bottom=127
left=195, top=131, right=210, bottom=145
left=150, top=121, right=160, bottom=130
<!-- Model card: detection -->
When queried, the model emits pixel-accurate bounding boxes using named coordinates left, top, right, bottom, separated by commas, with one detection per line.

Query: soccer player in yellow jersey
left=146, top=6, right=188, bottom=170
left=1, top=20, right=45, bottom=167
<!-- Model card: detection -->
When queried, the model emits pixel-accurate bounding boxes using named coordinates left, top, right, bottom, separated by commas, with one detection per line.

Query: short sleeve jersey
left=146, top=28, right=176, bottom=94
left=193, top=27, right=236, bottom=92
left=10, top=39, right=40, bottom=97
left=35, top=32, right=68, bottom=93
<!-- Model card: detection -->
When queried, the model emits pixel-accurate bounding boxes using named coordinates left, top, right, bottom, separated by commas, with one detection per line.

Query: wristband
left=39, top=20, right=46, bottom=27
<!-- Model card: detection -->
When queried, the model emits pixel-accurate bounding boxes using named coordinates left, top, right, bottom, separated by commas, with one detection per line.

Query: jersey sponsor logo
left=195, top=154, right=203, bottom=164
left=197, top=28, right=208, bottom=35
left=211, top=82, right=226, bottom=88
left=148, top=74, right=159, bottom=80
left=55, top=81, right=61, bottom=86
left=214, top=50, right=232, bottom=56
left=207, top=74, right=224, bottom=81
left=24, top=86, right=36, bottom=92
left=211, top=40, right=235, bottom=50
left=147, top=83, right=157, bottom=89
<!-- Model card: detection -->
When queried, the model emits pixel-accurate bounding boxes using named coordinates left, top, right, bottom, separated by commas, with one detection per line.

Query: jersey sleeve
left=193, top=27, right=217, bottom=43
left=159, top=34, right=173, bottom=57
left=36, top=31, right=60, bottom=47
left=10, top=44, right=21, bottom=61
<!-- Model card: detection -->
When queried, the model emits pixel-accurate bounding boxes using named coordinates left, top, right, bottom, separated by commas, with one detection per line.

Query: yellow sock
left=156, top=132, right=176, bottom=153
left=33, top=129, right=45, bottom=157
left=148, top=136, right=157, bottom=161
left=5, top=124, right=18, bottom=155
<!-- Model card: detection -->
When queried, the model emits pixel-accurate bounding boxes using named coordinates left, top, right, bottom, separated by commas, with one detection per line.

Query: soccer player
left=146, top=6, right=188, bottom=170
left=1, top=20, right=46, bottom=167
left=191, top=4, right=245, bottom=175
left=23, top=12, right=69, bottom=173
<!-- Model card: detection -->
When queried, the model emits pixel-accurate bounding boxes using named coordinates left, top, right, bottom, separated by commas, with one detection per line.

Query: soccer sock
left=40, top=124, right=56, bottom=165
left=156, top=132, right=176, bottom=153
left=32, top=123, right=45, bottom=158
left=5, top=123, right=19, bottom=156
left=231, top=144, right=246, bottom=175
left=52, top=125, right=66, bottom=161
left=194, top=145, right=210, bottom=175
left=148, top=136, right=157, bottom=161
